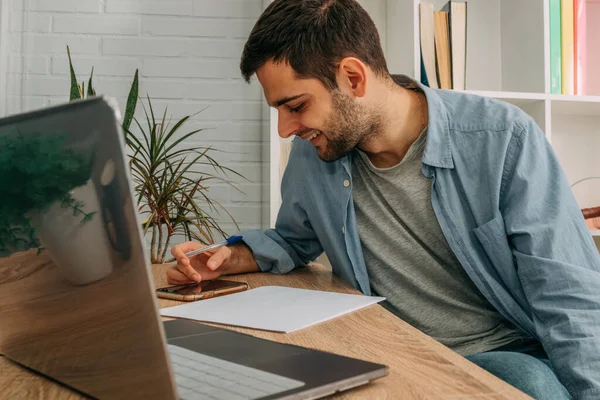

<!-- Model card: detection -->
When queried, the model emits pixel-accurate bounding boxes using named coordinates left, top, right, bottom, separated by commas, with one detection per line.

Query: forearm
left=220, top=243, right=260, bottom=275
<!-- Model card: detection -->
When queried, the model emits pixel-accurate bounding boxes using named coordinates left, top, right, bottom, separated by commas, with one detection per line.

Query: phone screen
left=157, top=280, right=243, bottom=295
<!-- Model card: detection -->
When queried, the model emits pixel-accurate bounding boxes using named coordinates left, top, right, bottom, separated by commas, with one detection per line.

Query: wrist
left=219, top=243, right=242, bottom=275
left=220, top=242, right=257, bottom=275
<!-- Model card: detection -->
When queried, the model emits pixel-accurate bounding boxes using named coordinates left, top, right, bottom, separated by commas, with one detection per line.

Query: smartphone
left=156, top=279, right=248, bottom=301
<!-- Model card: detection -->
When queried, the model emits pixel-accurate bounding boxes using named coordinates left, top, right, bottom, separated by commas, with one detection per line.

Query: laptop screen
left=0, top=97, right=177, bottom=399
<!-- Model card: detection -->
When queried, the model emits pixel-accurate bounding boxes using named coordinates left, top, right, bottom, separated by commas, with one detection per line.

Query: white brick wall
left=53, top=15, right=141, bottom=35
left=14, top=0, right=102, bottom=13
left=105, top=0, right=193, bottom=16
left=3, top=0, right=265, bottom=242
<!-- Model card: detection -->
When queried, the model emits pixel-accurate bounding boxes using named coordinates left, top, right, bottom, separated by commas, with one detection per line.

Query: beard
left=315, top=90, right=381, bottom=162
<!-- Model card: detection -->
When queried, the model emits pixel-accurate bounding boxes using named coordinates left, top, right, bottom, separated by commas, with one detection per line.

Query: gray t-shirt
left=351, top=129, right=526, bottom=356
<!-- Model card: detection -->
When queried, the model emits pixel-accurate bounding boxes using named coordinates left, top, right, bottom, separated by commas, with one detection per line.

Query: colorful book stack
left=550, top=0, right=587, bottom=95
left=419, top=1, right=467, bottom=90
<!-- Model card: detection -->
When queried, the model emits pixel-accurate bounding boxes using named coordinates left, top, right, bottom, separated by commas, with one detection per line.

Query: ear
left=336, top=57, right=367, bottom=98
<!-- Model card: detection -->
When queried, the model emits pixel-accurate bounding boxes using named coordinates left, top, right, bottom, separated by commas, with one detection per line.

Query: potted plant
left=0, top=129, right=113, bottom=285
left=67, top=47, right=245, bottom=263
left=125, top=96, right=244, bottom=263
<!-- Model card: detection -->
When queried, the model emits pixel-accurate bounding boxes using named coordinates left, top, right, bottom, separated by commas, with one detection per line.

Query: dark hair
left=240, top=0, right=389, bottom=90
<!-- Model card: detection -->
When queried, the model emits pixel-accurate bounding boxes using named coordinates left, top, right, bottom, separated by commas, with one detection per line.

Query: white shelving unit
left=264, top=0, right=600, bottom=234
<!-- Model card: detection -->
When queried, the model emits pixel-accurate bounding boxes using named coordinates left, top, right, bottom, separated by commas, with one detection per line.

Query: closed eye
left=288, top=103, right=306, bottom=113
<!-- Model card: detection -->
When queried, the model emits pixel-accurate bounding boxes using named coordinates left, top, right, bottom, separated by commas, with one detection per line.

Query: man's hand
left=166, top=241, right=260, bottom=285
left=166, top=242, right=232, bottom=285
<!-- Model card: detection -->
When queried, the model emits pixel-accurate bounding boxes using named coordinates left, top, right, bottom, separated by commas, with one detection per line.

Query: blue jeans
left=467, top=338, right=571, bottom=399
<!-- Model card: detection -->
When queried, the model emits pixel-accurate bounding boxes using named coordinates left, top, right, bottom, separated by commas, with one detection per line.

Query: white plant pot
left=30, top=180, right=113, bottom=285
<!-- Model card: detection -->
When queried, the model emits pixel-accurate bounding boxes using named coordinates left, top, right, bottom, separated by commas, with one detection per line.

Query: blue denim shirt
left=238, top=83, right=600, bottom=399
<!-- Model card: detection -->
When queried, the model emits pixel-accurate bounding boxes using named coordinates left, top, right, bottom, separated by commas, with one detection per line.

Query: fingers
left=166, top=266, right=194, bottom=285
left=170, top=242, right=197, bottom=267
left=177, top=261, right=201, bottom=282
left=170, top=242, right=203, bottom=282
left=206, top=246, right=232, bottom=271
left=168, top=241, right=229, bottom=285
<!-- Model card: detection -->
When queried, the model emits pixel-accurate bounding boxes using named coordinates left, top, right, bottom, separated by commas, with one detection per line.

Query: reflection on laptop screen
left=0, top=97, right=179, bottom=399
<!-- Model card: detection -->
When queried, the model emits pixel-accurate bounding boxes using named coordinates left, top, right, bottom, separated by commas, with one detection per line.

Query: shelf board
left=465, top=90, right=547, bottom=101
left=549, top=94, right=600, bottom=116
left=461, top=90, right=600, bottom=116
left=591, top=230, right=600, bottom=237
left=464, top=90, right=547, bottom=109
left=546, top=93, right=600, bottom=102
left=465, top=90, right=600, bottom=102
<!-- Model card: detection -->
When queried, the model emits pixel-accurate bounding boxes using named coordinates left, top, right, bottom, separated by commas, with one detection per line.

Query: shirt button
left=343, top=179, right=350, bottom=187
left=341, top=226, right=345, bottom=234
left=355, top=275, right=359, bottom=281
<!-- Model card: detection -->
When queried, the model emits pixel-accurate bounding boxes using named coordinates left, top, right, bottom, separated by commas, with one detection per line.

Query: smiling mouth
left=302, top=131, right=322, bottom=141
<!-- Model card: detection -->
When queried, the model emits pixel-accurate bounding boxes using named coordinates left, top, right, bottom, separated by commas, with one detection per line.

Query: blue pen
left=184, top=236, right=243, bottom=258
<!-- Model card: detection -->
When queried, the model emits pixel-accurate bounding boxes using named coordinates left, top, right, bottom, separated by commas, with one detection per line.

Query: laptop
left=0, top=97, right=388, bottom=399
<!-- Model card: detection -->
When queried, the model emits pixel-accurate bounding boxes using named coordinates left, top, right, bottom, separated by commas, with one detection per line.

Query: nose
left=277, top=111, right=302, bottom=139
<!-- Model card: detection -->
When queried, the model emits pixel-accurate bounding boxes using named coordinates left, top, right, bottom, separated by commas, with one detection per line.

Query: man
left=167, top=1, right=600, bottom=398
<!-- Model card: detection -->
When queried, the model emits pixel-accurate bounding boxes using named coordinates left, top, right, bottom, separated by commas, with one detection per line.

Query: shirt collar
left=416, top=81, right=454, bottom=169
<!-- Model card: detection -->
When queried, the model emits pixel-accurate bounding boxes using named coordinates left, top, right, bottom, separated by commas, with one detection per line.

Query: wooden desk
left=0, top=263, right=531, bottom=399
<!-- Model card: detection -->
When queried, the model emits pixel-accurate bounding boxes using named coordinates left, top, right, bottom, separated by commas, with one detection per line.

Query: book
left=548, top=0, right=561, bottom=94
left=419, top=2, right=438, bottom=89
left=420, top=56, right=430, bottom=87
left=442, top=1, right=467, bottom=90
left=561, top=0, right=575, bottom=94
left=433, top=10, right=452, bottom=89
left=587, top=0, right=600, bottom=95
left=574, top=0, right=586, bottom=95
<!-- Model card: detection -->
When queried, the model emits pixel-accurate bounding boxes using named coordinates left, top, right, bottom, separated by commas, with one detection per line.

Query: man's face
left=257, top=60, right=379, bottom=162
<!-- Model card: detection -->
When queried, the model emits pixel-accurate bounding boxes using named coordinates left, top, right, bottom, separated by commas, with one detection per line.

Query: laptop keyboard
left=167, top=344, right=305, bottom=400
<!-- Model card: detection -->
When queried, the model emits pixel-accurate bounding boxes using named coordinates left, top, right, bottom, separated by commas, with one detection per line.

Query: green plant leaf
left=125, top=95, right=247, bottom=262
left=133, top=117, right=153, bottom=162
left=194, top=151, right=247, bottom=181
left=125, top=132, right=151, bottom=169
left=147, top=94, right=157, bottom=128
left=181, top=220, right=192, bottom=242
left=151, top=104, right=170, bottom=165
left=87, top=67, right=95, bottom=97
left=139, top=99, right=154, bottom=145
left=82, top=211, right=97, bottom=224
left=122, top=69, right=139, bottom=132
left=158, top=126, right=208, bottom=161
left=181, top=214, right=213, bottom=244
left=66, top=46, right=81, bottom=101
left=147, top=97, right=159, bottom=163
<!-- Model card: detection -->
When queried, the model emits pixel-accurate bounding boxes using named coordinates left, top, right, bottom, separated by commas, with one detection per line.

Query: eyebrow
left=272, top=94, right=306, bottom=108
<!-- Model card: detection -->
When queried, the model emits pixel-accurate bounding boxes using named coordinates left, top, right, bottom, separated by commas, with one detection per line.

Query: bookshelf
left=264, top=0, right=600, bottom=240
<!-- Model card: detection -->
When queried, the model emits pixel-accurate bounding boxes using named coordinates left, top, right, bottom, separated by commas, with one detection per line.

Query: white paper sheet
left=159, top=286, right=385, bottom=333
